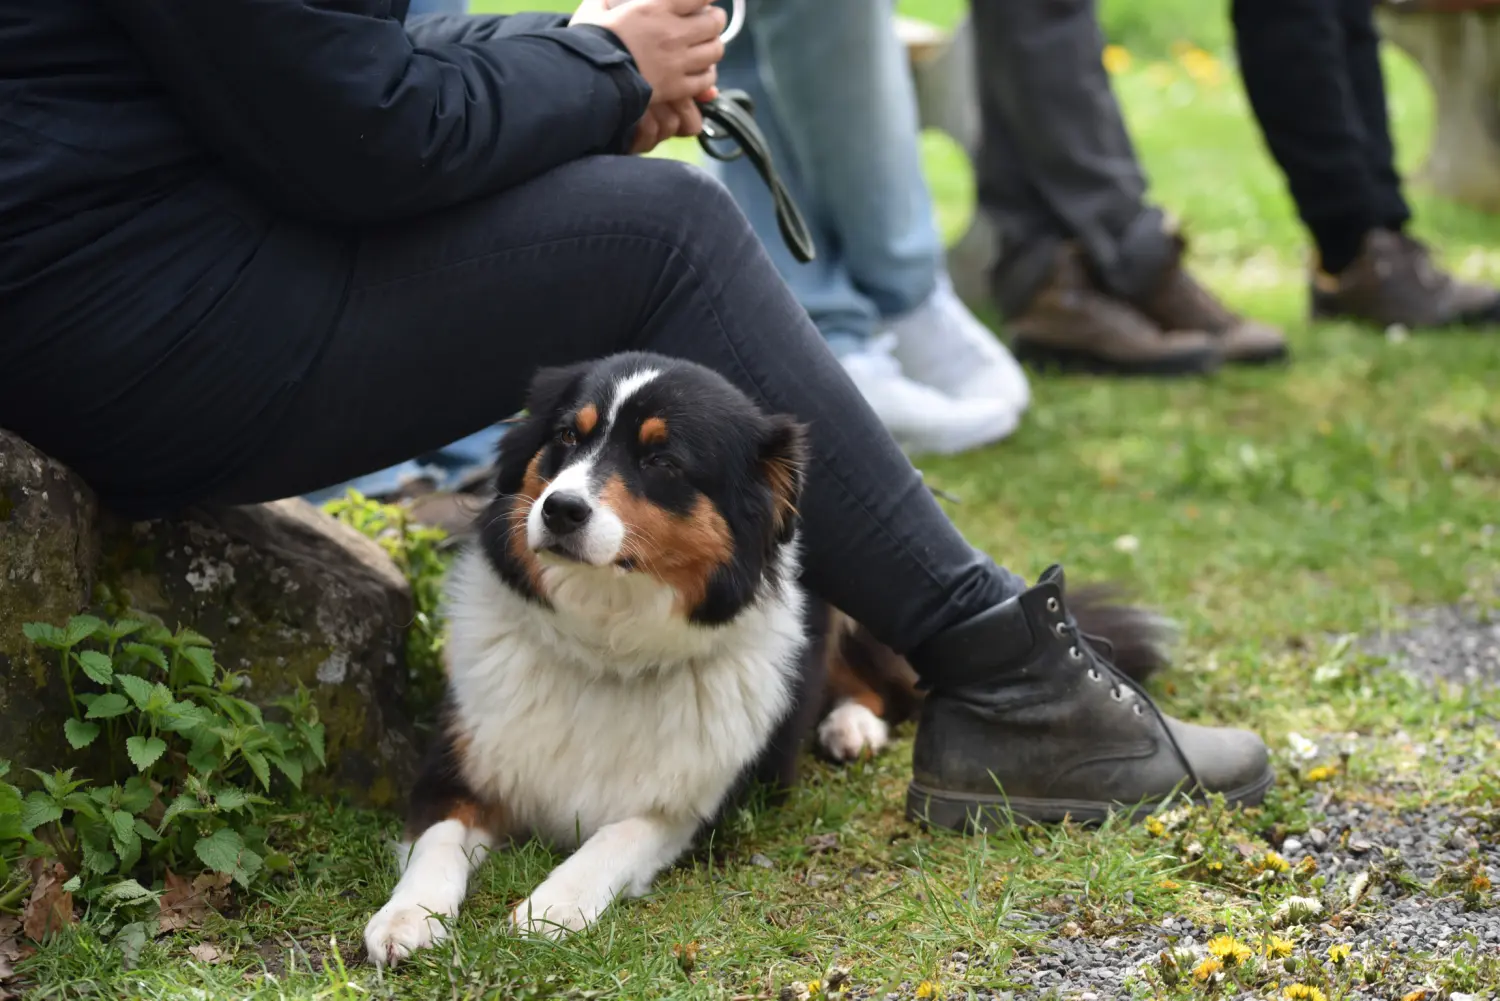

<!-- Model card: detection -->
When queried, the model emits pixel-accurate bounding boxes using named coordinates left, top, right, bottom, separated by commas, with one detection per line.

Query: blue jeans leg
left=406, top=0, right=469, bottom=14
left=708, top=17, right=875, bottom=355
left=709, top=0, right=944, bottom=324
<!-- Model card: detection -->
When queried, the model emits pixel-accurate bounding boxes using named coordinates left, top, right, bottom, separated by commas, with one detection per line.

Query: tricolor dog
left=364, top=352, right=1168, bottom=965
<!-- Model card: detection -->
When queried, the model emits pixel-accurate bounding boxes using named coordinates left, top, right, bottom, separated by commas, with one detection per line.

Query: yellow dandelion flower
left=1472, top=872, right=1493, bottom=893
left=1401, top=990, right=1428, bottom=1001
left=1282, top=985, right=1327, bottom=1001
left=807, top=981, right=822, bottom=995
left=1296, top=856, right=1319, bottom=878
left=1159, top=879, right=1181, bottom=890
left=1207, top=935, right=1253, bottom=966
left=1260, top=851, right=1291, bottom=873
left=1145, top=816, right=1166, bottom=837
left=1144, top=62, right=1177, bottom=88
left=1176, top=47, right=1226, bottom=87
left=1192, top=957, right=1223, bottom=982
left=915, top=982, right=940, bottom=1000
left=1264, top=936, right=1295, bottom=958
left=1327, top=943, right=1351, bottom=964
left=1304, top=764, right=1338, bottom=783
left=1206, top=860, right=1224, bottom=872
left=1101, top=44, right=1132, bottom=75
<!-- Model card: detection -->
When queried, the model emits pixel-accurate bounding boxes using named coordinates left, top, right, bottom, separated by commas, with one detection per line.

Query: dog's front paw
left=511, top=884, right=605, bottom=940
left=364, top=900, right=451, bottom=967
left=817, top=701, right=890, bottom=762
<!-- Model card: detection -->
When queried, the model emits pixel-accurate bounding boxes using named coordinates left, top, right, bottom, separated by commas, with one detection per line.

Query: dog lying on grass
left=364, top=352, right=1169, bottom=965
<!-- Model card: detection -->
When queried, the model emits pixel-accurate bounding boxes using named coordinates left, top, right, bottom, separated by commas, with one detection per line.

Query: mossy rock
left=1, top=430, right=417, bottom=806
left=0, top=431, right=100, bottom=775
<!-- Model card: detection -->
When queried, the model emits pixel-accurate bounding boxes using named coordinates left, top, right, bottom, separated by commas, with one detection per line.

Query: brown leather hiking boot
left=905, top=566, right=1273, bottom=831
left=1137, top=232, right=1288, bottom=364
left=1009, top=244, right=1221, bottom=376
left=1311, top=229, right=1500, bottom=330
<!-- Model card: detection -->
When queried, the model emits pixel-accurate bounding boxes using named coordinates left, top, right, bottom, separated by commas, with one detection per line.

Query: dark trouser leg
left=971, top=0, right=1173, bottom=313
left=203, top=157, right=1022, bottom=652
left=1339, top=0, right=1411, bottom=231
left=1231, top=0, right=1394, bottom=273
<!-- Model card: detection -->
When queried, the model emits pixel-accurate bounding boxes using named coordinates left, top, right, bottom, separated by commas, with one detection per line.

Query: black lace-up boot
left=905, top=566, right=1273, bottom=830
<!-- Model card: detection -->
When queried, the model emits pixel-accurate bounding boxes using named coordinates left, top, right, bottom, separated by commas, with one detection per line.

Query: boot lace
left=1047, top=598, right=1205, bottom=788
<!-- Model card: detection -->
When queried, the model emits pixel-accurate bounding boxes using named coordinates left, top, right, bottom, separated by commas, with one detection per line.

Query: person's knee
left=553, top=155, right=744, bottom=237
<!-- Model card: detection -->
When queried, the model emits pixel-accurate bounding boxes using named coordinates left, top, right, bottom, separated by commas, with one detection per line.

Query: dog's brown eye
left=555, top=428, right=578, bottom=447
left=642, top=453, right=678, bottom=473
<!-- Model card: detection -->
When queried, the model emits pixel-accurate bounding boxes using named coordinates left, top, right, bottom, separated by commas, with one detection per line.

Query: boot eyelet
left=1054, top=622, right=1069, bottom=638
left=1069, top=646, right=1084, bottom=660
left=1046, top=597, right=1060, bottom=613
left=1087, top=668, right=1102, bottom=682
left=1110, top=688, right=1126, bottom=702
left=1133, top=704, right=1144, bottom=716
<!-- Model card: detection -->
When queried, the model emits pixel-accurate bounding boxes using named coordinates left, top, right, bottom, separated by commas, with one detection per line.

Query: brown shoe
left=1010, top=244, right=1221, bottom=376
left=1311, top=228, right=1500, bottom=329
left=1137, top=232, right=1288, bottom=365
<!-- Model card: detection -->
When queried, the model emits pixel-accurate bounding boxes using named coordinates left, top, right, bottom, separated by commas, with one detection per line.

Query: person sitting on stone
left=0, top=0, right=1272, bottom=827
left=1231, top=0, right=1500, bottom=330
left=969, top=0, right=1289, bottom=375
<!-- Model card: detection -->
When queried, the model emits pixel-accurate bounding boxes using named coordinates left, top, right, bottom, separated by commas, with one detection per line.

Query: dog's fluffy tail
left=1066, top=583, right=1177, bottom=684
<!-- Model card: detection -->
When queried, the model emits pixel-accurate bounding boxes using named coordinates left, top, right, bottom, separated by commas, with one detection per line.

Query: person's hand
left=571, top=0, right=726, bottom=105
left=628, top=97, right=704, bottom=155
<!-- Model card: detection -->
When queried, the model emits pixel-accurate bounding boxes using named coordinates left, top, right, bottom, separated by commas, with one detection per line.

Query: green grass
left=18, top=4, right=1500, bottom=999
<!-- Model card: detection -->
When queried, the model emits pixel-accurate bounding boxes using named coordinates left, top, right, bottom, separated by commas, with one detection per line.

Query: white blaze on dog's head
left=482, top=354, right=807, bottom=626
left=524, top=367, right=663, bottom=568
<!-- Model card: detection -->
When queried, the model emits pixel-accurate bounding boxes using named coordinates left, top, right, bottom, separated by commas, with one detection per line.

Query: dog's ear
left=758, top=414, right=808, bottom=544
left=494, top=362, right=591, bottom=496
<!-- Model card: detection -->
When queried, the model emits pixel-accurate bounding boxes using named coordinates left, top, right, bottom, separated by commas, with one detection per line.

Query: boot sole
left=904, top=765, right=1275, bottom=832
left=1224, top=343, right=1291, bottom=366
left=1311, top=300, right=1500, bottom=330
left=1012, top=340, right=1222, bottom=377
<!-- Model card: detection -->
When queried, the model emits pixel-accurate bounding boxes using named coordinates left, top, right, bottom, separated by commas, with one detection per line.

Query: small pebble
left=1033, top=846, right=1046, bottom=857
left=750, top=854, right=774, bottom=869
left=1282, top=837, right=1304, bottom=854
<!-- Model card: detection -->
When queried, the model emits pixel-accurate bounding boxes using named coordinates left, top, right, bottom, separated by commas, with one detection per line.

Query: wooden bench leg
left=1377, top=6, right=1500, bottom=212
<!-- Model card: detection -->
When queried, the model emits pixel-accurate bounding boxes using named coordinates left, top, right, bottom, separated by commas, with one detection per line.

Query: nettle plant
left=0, top=614, right=325, bottom=903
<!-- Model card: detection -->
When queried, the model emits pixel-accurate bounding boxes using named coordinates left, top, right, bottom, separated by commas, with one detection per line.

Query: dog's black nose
left=541, top=492, right=592, bottom=536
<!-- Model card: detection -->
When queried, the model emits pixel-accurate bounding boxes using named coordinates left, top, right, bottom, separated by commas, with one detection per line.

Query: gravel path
left=1366, top=601, right=1500, bottom=689
left=811, top=606, right=1500, bottom=1001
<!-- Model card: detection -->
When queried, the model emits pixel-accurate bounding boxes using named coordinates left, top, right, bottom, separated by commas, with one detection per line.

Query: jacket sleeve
left=98, top=1, right=653, bottom=224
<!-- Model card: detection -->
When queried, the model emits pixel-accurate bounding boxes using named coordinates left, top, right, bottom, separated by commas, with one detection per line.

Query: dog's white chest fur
left=443, top=546, right=806, bottom=845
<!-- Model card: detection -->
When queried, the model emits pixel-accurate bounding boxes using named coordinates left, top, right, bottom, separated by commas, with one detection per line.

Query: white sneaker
left=839, top=336, right=1021, bottom=456
left=886, top=274, right=1032, bottom=412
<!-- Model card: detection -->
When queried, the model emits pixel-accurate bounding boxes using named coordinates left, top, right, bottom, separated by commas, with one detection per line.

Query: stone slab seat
left=0, top=428, right=417, bottom=805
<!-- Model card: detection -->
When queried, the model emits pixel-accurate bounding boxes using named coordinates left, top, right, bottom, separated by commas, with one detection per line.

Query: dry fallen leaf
left=672, top=940, right=699, bottom=975
left=0, top=913, right=34, bottom=994
left=158, top=870, right=233, bottom=934
left=22, top=861, right=74, bottom=942
left=0, top=915, right=21, bottom=967
left=188, top=942, right=224, bottom=964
